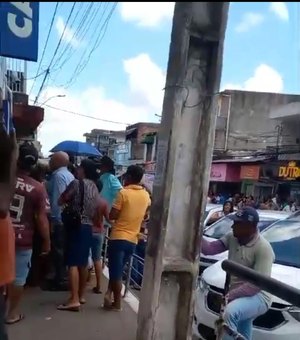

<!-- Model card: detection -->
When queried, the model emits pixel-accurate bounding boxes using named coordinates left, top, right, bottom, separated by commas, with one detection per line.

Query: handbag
left=61, top=180, right=84, bottom=228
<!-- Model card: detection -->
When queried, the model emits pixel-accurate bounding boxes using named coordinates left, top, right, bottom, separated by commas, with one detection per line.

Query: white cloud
left=119, top=2, right=175, bottom=27
left=269, top=2, right=289, bottom=21
left=235, top=12, right=264, bottom=33
left=55, top=16, right=80, bottom=48
left=222, top=64, right=284, bottom=93
left=124, top=53, right=165, bottom=111
left=35, top=53, right=165, bottom=155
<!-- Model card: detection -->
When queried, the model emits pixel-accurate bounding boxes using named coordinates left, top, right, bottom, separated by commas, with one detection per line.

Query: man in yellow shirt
left=104, top=165, right=151, bottom=311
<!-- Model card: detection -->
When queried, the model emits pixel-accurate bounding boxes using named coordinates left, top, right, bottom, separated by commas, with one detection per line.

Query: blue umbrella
left=50, top=140, right=102, bottom=156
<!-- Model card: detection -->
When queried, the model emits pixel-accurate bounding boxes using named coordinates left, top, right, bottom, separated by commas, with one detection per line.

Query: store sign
left=0, top=2, right=39, bottom=61
left=210, top=164, right=227, bottom=182
left=115, top=142, right=129, bottom=154
left=240, top=165, right=260, bottom=180
left=278, top=161, right=300, bottom=180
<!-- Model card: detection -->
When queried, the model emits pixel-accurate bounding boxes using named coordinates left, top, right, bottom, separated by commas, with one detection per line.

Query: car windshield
left=204, top=216, right=277, bottom=239
left=262, top=217, right=300, bottom=268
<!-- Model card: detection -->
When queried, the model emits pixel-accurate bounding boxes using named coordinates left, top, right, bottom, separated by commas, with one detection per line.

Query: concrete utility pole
left=137, top=3, right=229, bottom=340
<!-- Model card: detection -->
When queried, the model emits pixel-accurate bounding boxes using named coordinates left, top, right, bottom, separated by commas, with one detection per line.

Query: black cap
left=228, top=206, right=259, bottom=224
left=19, top=142, right=39, bottom=167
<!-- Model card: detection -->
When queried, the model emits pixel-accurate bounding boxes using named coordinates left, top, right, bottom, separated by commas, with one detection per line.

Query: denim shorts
left=65, top=224, right=92, bottom=267
left=15, top=249, right=32, bottom=286
left=108, top=240, right=136, bottom=281
left=91, top=232, right=105, bottom=262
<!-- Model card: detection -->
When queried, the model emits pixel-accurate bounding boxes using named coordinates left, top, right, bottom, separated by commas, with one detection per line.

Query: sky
left=26, top=2, right=299, bottom=155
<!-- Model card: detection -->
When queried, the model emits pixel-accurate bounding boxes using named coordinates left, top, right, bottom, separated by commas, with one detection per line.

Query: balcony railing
left=5, top=58, right=27, bottom=93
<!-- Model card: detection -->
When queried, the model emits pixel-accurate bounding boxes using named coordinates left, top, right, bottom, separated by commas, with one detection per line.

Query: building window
left=146, top=144, right=153, bottom=162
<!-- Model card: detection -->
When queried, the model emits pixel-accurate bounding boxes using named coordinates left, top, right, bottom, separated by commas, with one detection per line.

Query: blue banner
left=0, top=2, right=39, bottom=61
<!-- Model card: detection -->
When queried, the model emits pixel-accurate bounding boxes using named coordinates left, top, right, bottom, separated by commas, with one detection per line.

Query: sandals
left=102, top=303, right=122, bottom=312
left=57, top=304, right=80, bottom=312
left=6, top=314, right=25, bottom=325
left=92, top=287, right=102, bottom=295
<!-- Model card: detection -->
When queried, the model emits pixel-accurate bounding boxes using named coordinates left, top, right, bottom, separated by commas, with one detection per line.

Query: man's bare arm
left=36, top=211, right=51, bottom=254
left=0, top=131, right=18, bottom=218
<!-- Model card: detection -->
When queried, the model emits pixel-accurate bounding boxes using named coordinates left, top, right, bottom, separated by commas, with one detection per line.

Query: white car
left=203, top=204, right=223, bottom=228
left=200, top=210, right=290, bottom=273
left=194, top=215, right=300, bottom=340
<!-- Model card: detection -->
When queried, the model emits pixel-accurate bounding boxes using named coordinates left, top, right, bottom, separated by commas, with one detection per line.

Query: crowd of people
left=0, top=128, right=151, bottom=339
left=208, top=191, right=299, bottom=213
left=0, top=128, right=286, bottom=340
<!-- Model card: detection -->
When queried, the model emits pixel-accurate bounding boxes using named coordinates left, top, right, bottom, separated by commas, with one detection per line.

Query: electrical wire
left=51, top=2, right=88, bottom=69
left=25, top=69, right=48, bottom=81
left=51, top=3, right=97, bottom=74
left=29, top=2, right=59, bottom=96
left=34, top=2, right=77, bottom=104
left=63, top=2, right=117, bottom=88
left=42, top=103, right=130, bottom=125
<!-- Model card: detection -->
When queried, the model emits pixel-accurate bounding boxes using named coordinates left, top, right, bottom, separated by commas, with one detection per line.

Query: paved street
left=8, top=281, right=137, bottom=340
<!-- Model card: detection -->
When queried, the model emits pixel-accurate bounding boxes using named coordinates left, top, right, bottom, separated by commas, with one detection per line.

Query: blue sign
left=0, top=2, right=39, bottom=61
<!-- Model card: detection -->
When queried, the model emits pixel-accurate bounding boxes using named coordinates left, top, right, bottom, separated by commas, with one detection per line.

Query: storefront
left=276, top=161, right=300, bottom=202
left=209, top=163, right=241, bottom=195
left=239, top=164, right=274, bottom=198
left=242, top=160, right=300, bottom=201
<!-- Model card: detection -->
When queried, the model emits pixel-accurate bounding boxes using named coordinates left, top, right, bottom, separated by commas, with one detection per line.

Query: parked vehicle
left=194, top=214, right=300, bottom=340
left=203, top=204, right=223, bottom=228
left=200, top=210, right=290, bottom=272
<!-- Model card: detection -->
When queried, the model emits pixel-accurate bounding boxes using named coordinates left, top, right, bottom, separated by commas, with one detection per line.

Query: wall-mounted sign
left=116, top=142, right=129, bottom=154
left=278, top=161, right=300, bottom=180
left=210, top=163, right=227, bottom=182
left=0, top=2, right=39, bottom=61
left=240, top=165, right=260, bottom=180
left=210, top=163, right=240, bottom=183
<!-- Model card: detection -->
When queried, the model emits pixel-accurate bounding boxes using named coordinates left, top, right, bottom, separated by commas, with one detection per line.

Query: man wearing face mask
left=201, top=207, right=275, bottom=340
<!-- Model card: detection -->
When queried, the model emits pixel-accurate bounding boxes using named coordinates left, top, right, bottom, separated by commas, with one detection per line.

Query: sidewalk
left=8, top=280, right=137, bottom=340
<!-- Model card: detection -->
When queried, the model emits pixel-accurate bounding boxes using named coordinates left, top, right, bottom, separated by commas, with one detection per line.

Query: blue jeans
left=91, top=233, right=105, bottom=262
left=222, top=294, right=268, bottom=340
left=108, top=240, right=136, bottom=281
left=130, top=240, right=146, bottom=286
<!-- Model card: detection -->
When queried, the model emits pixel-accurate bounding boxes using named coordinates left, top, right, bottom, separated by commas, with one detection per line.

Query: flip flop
left=6, top=314, right=25, bottom=325
left=92, top=287, right=102, bottom=294
left=57, top=304, right=80, bottom=312
left=101, top=304, right=122, bottom=312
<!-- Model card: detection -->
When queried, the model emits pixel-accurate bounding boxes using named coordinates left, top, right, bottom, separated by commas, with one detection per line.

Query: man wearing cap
left=202, top=206, right=275, bottom=340
left=6, top=143, right=51, bottom=325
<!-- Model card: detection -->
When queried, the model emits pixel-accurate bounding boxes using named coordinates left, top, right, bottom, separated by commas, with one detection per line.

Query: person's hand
left=40, top=241, right=51, bottom=256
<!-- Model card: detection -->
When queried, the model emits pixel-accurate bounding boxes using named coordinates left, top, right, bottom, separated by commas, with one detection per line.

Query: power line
left=43, top=103, right=130, bottom=125
left=64, top=2, right=117, bottom=88
left=29, top=2, right=59, bottom=96
left=51, top=2, right=88, bottom=69
left=34, top=2, right=77, bottom=104
left=50, top=3, right=96, bottom=75
left=25, top=69, right=48, bottom=81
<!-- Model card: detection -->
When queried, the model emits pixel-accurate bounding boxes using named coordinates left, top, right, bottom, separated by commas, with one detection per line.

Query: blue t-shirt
left=99, top=173, right=122, bottom=209
left=47, top=167, right=74, bottom=223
